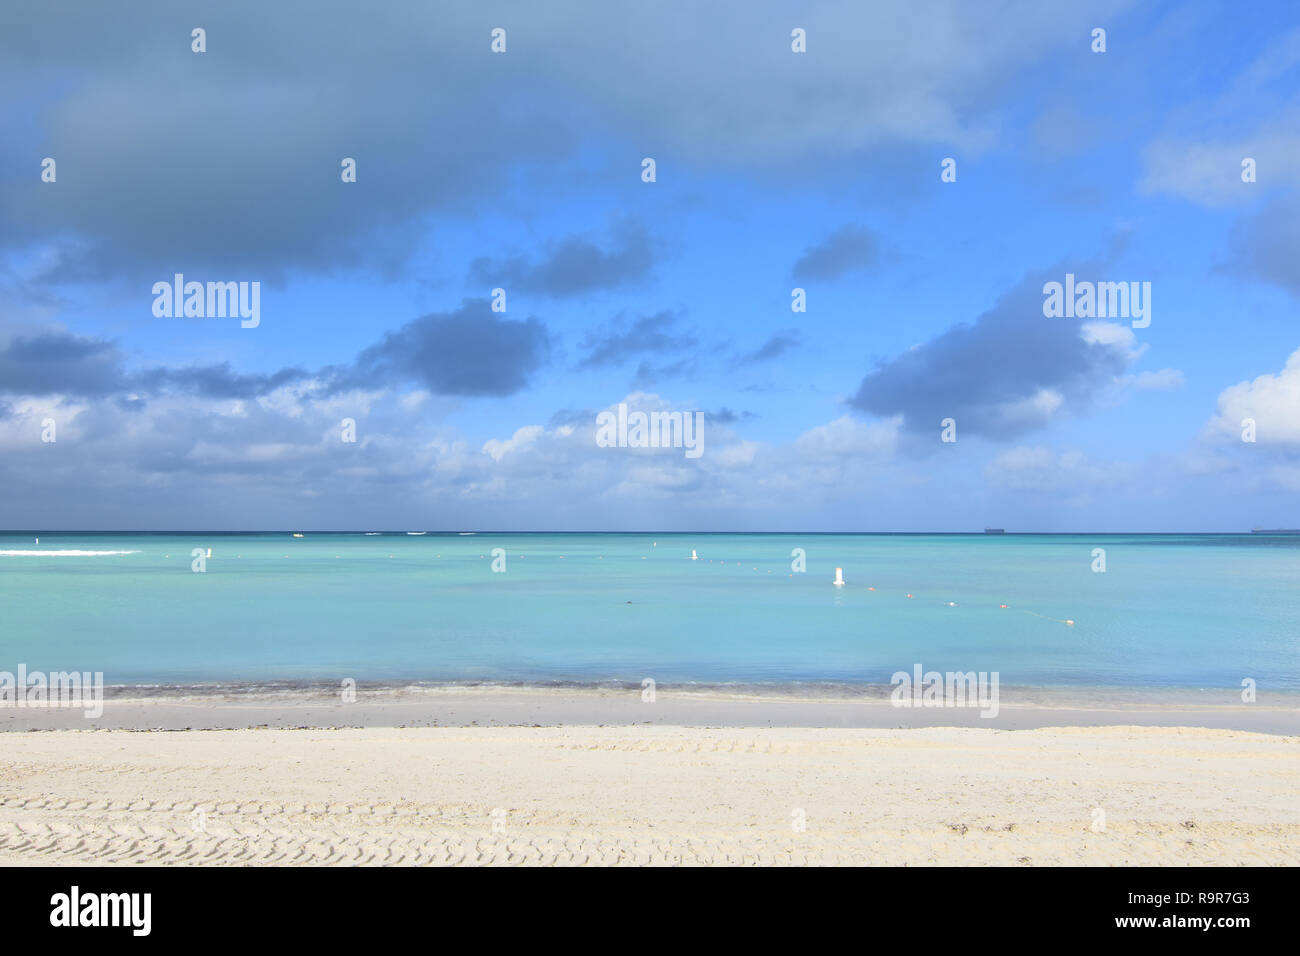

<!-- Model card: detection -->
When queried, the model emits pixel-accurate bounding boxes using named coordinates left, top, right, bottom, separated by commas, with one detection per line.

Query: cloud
left=737, top=329, right=801, bottom=365
left=1138, top=29, right=1300, bottom=207
left=1204, top=347, right=1300, bottom=445
left=794, top=414, right=900, bottom=460
left=577, top=311, right=695, bottom=369
left=1221, top=197, right=1300, bottom=296
left=546, top=408, right=595, bottom=428
left=1, top=299, right=550, bottom=402
left=0, top=0, right=1137, bottom=283
left=0, top=332, right=123, bottom=396
left=138, top=364, right=314, bottom=400
left=1132, top=32, right=1300, bottom=301
left=706, top=407, right=756, bottom=424
left=483, top=425, right=545, bottom=462
left=468, top=219, right=658, bottom=297
left=0, top=330, right=312, bottom=399
left=631, top=358, right=696, bottom=387
left=0, top=4, right=570, bottom=283
left=792, top=225, right=879, bottom=281
left=848, top=268, right=1140, bottom=439
left=983, top=446, right=1132, bottom=504
left=1124, top=368, right=1185, bottom=390
left=1139, top=132, right=1300, bottom=207
left=350, top=299, right=550, bottom=397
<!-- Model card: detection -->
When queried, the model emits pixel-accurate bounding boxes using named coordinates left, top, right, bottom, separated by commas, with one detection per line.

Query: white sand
left=2, top=724, right=1296, bottom=865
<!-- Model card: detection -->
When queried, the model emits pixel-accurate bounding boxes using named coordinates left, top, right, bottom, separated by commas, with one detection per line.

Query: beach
left=3, top=533, right=1299, bottom=866
left=2, top=687, right=1297, bottom=866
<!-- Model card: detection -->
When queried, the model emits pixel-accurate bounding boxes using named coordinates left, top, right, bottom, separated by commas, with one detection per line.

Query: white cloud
left=1138, top=29, right=1300, bottom=206
left=793, top=414, right=901, bottom=459
left=1080, top=321, right=1137, bottom=349
left=983, top=445, right=1127, bottom=498
left=1140, top=131, right=1300, bottom=206
left=1204, top=348, right=1300, bottom=444
left=482, top=425, right=545, bottom=462
left=990, top=388, right=1064, bottom=431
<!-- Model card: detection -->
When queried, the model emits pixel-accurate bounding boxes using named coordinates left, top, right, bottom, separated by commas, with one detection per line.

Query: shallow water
left=1, top=532, right=1296, bottom=691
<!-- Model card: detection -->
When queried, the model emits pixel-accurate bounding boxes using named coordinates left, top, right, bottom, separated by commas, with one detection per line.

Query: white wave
left=0, top=549, right=142, bottom=556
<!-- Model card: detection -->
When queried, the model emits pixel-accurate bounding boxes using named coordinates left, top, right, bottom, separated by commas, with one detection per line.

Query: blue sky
left=1, top=0, right=1298, bottom=531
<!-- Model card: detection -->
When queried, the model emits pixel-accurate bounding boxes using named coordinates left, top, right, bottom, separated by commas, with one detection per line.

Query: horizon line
left=3, top=530, right=1296, bottom=536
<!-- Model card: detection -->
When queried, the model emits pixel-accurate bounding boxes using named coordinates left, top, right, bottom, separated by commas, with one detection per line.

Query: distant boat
left=291, top=533, right=304, bottom=538
left=984, top=528, right=1006, bottom=534
left=406, top=531, right=427, bottom=536
left=364, top=532, right=381, bottom=535
left=1251, top=529, right=1300, bottom=534
left=833, top=567, right=845, bottom=587
left=458, top=532, right=476, bottom=536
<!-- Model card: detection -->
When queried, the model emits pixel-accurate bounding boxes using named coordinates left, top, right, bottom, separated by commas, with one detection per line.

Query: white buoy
left=34, top=538, right=38, bottom=544
left=833, top=567, right=845, bottom=587
left=690, top=549, right=698, bottom=561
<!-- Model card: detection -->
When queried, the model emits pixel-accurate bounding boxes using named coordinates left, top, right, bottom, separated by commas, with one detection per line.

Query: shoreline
left=3, top=683, right=1295, bottom=734
left=82, top=677, right=1300, bottom=700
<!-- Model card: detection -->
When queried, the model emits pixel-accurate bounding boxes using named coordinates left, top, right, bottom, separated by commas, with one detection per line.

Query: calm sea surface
left=1, top=532, right=1297, bottom=690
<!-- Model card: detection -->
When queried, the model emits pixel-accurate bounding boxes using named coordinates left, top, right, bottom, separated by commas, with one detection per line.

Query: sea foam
left=0, top=550, right=141, bottom=556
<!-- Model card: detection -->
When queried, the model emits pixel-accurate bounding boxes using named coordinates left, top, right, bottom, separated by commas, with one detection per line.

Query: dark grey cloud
left=792, top=225, right=879, bottom=281
left=547, top=408, right=595, bottom=428
left=578, top=311, right=695, bottom=369
left=0, top=3, right=570, bottom=284
left=1222, top=197, right=1300, bottom=296
left=350, top=299, right=550, bottom=397
left=706, top=407, right=757, bottom=424
left=0, top=2, right=1113, bottom=285
left=136, top=364, right=311, bottom=400
left=468, top=219, right=658, bottom=297
left=0, top=332, right=123, bottom=396
left=737, top=329, right=801, bottom=365
left=631, top=358, right=696, bottom=388
left=0, top=330, right=311, bottom=399
left=1, top=300, right=549, bottom=400
left=849, top=265, right=1136, bottom=439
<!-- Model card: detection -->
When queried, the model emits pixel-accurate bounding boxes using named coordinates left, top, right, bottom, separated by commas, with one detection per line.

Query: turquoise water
left=0, top=532, right=1297, bottom=690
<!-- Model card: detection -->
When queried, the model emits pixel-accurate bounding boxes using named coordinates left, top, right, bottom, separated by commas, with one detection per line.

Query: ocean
left=1, top=532, right=1297, bottom=692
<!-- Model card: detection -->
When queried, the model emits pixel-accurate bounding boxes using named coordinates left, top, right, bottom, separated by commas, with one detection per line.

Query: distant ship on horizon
left=983, top=528, right=1006, bottom=534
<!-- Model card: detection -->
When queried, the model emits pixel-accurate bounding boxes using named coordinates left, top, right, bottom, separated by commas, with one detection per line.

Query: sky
left=1, top=0, right=1298, bottom=532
